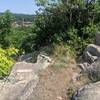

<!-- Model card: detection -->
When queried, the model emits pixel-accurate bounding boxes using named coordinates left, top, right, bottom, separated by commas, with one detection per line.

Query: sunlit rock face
left=0, top=54, right=52, bottom=100
left=36, top=54, right=52, bottom=69
left=72, top=81, right=100, bottom=100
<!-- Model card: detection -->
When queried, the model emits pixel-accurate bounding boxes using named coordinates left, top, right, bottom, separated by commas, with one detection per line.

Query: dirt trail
left=28, top=64, right=87, bottom=100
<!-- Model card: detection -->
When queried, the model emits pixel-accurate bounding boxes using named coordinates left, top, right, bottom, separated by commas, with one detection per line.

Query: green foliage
left=0, top=11, right=34, bottom=53
left=9, top=27, right=31, bottom=49
left=82, top=23, right=100, bottom=38
left=0, top=0, right=99, bottom=78
left=0, top=48, right=18, bottom=78
left=0, top=1, right=99, bottom=56
left=6, top=48, right=19, bottom=56
left=20, top=34, right=36, bottom=53
left=0, top=10, right=14, bottom=48
left=26, top=0, right=100, bottom=55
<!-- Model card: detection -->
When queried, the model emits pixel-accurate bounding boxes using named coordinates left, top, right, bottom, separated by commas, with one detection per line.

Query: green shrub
left=27, top=0, right=100, bottom=55
left=0, top=48, right=18, bottom=78
left=0, top=10, right=14, bottom=48
left=9, top=27, right=32, bottom=50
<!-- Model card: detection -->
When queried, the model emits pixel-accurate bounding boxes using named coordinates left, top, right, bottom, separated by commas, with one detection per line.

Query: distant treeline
left=0, top=12, right=35, bottom=22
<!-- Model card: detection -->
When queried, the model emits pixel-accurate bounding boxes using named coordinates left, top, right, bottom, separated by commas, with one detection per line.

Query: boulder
left=83, top=44, right=100, bottom=63
left=0, top=54, right=52, bottom=100
left=72, top=81, right=100, bottom=100
left=79, top=59, right=100, bottom=81
left=18, top=52, right=38, bottom=63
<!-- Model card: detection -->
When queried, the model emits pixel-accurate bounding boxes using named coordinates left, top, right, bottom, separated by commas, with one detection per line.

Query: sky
left=0, top=0, right=39, bottom=14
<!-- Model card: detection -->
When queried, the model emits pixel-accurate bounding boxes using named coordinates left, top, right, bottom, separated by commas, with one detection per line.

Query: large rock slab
left=0, top=54, right=52, bottom=100
left=72, top=81, right=100, bottom=100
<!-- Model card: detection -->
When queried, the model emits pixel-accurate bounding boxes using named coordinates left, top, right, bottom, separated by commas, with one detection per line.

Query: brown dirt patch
left=28, top=64, right=90, bottom=100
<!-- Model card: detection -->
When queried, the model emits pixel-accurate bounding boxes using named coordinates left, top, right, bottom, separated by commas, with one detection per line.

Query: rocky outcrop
left=79, top=59, right=100, bottom=81
left=79, top=43, right=100, bottom=81
left=78, top=43, right=100, bottom=81
left=82, top=44, right=100, bottom=63
left=73, top=38, right=100, bottom=100
left=72, top=81, right=100, bottom=100
left=0, top=54, right=52, bottom=100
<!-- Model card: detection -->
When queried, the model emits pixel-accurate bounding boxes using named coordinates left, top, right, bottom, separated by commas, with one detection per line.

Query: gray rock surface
left=73, top=43, right=100, bottom=100
left=72, top=81, right=100, bottom=100
left=86, top=59, right=100, bottom=81
left=18, top=52, right=38, bottom=63
left=83, top=44, right=100, bottom=63
left=79, top=58, right=100, bottom=81
left=0, top=54, right=52, bottom=100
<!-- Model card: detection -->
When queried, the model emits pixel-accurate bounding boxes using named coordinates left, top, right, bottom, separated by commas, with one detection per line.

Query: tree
left=21, top=0, right=100, bottom=53
left=0, top=10, right=14, bottom=48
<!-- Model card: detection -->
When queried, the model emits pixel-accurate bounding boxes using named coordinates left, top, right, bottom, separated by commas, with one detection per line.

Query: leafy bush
left=21, top=0, right=100, bottom=54
left=0, top=10, right=14, bottom=48
left=9, top=27, right=32, bottom=49
left=0, top=48, right=18, bottom=78
left=20, top=34, right=36, bottom=53
left=6, top=48, right=19, bottom=56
